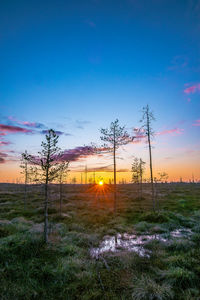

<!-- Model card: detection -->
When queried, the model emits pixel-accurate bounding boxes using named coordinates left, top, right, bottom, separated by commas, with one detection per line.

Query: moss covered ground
left=0, top=183, right=200, bottom=299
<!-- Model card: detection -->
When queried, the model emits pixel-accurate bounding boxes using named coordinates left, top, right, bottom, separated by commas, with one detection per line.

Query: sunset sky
left=0, top=0, right=199, bottom=183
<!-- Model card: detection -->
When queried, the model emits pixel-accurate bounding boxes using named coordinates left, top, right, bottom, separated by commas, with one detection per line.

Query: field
left=0, top=183, right=200, bottom=299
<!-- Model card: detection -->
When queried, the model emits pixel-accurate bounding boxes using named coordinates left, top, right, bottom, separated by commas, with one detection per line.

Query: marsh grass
left=0, top=183, right=200, bottom=299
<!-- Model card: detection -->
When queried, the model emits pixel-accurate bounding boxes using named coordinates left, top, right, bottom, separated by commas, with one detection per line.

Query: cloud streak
left=8, top=116, right=46, bottom=129
left=40, top=130, right=71, bottom=136
left=0, top=141, right=12, bottom=146
left=0, top=152, right=7, bottom=163
left=61, top=146, right=97, bottom=162
left=0, top=124, right=33, bottom=134
left=75, top=120, right=91, bottom=129
left=85, top=20, right=96, bottom=28
left=157, top=128, right=184, bottom=136
left=184, top=83, right=200, bottom=94
left=6, top=116, right=71, bottom=136
left=192, top=119, right=200, bottom=127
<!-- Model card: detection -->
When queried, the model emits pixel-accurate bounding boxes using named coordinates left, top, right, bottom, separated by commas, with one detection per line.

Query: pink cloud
left=184, top=83, right=200, bottom=94
left=192, top=119, right=200, bottom=127
left=0, top=150, right=18, bottom=164
left=129, top=128, right=147, bottom=144
left=0, top=141, right=12, bottom=146
left=59, top=145, right=113, bottom=162
left=0, top=152, right=8, bottom=164
left=133, top=128, right=146, bottom=138
left=157, top=128, right=184, bottom=136
left=61, top=146, right=100, bottom=162
left=29, top=145, right=101, bottom=165
left=0, top=124, right=33, bottom=134
left=8, top=116, right=46, bottom=129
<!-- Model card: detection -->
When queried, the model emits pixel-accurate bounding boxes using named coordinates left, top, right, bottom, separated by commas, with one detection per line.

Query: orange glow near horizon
left=0, top=162, right=200, bottom=183
left=98, top=180, right=104, bottom=186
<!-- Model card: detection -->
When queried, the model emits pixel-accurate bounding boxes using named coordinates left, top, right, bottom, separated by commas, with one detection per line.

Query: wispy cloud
left=0, top=150, right=17, bottom=164
left=117, top=168, right=130, bottom=172
left=7, top=117, right=72, bottom=136
left=73, top=165, right=129, bottom=173
left=75, top=120, right=91, bottom=129
left=61, top=146, right=96, bottom=162
left=192, top=119, right=200, bottom=126
left=168, top=55, right=188, bottom=71
left=184, top=83, right=200, bottom=94
left=40, top=130, right=71, bottom=136
left=85, top=20, right=96, bottom=28
left=0, top=124, right=33, bottom=135
left=60, top=145, right=111, bottom=162
left=157, top=128, right=184, bottom=136
left=0, top=141, right=12, bottom=146
left=75, top=165, right=113, bottom=173
left=0, top=152, right=7, bottom=164
left=131, top=128, right=146, bottom=144
left=8, top=116, right=46, bottom=129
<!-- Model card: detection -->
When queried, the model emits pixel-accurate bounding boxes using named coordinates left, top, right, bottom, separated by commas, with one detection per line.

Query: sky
left=0, top=0, right=199, bottom=183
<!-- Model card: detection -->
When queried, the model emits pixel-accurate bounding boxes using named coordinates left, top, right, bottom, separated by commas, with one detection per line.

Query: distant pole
left=85, top=165, right=88, bottom=184
left=192, top=173, right=194, bottom=183
left=93, top=171, right=96, bottom=184
left=81, top=173, right=83, bottom=184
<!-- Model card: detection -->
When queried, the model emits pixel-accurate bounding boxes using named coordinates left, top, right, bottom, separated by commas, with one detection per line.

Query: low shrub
left=132, top=275, right=173, bottom=300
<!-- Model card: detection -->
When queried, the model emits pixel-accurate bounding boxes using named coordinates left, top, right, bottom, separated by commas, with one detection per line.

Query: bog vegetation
left=0, top=106, right=200, bottom=299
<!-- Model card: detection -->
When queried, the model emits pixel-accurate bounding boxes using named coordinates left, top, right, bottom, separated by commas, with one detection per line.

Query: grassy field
left=0, top=183, right=200, bottom=299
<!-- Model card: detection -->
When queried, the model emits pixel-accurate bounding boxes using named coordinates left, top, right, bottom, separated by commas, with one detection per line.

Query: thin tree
left=140, top=105, right=155, bottom=210
left=58, top=161, right=69, bottom=216
left=29, top=166, right=40, bottom=184
left=132, top=157, right=140, bottom=199
left=20, top=150, right=30, bottom=209
left=132, top=157, right=146, bottom=200
left=39, top=129, right=62, bottom=243
left=139, top=158, right=146, bottom=199
left=71, top=176, right=77, bottom=184
left=100, top=119, right=132, bottom=213
left=158, top=172, right=169, bottom=183
left=23, top=129, right=62, bottom=243
left=132, top=158, right=140, bottom=183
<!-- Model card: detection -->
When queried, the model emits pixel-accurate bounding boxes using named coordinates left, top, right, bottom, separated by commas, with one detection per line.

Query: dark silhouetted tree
left=23, top=129, right=62, bottom=243
left=140, top=105, right=155, bottom=210
left=139, top=158, right=146, bottom=199
left=39, top=129, right=61, bottom=243
left=20, top=150, right=31, bottom=209
left=132, top=157, right=140, bottom=184
left=58, top=161, right=69, bottom=216
left=100, top=119, right=133, bottom=213
left=132, top=157, right=146, bottom=200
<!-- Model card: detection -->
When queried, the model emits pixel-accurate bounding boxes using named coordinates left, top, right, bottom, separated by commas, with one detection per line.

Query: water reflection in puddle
left=90, top=228, right=192, bottom=258
left=171, top=228, right=192, bottom=238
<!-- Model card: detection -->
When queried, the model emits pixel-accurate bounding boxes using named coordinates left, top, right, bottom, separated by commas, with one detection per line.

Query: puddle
left=91, top=233, right=165, bottom=258
left=171, top=228, right=192, bottom=238
left=90, top=228, right=192, bottom=259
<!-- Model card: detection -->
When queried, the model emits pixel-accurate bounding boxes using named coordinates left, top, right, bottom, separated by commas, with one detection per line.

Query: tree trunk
left=44, top=182, right=48, bottom=243
left=59, top=181, right=62, bottom=216
left=113, top=128, right=116, bottom=214
left=140, top=161, right=143, bottom=201
left=24, top=183, right=27, bottom=210
left=147, top=114, right=155, bottom=210
left=24, top=162, right=28, bottom=210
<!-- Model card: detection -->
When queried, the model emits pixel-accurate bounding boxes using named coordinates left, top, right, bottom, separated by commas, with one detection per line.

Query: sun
left=98, top=180, right=104, bottom=186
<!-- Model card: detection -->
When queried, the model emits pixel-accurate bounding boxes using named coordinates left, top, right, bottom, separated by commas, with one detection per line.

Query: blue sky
left=0, top=0, right=199, bottom=182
